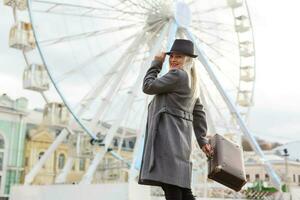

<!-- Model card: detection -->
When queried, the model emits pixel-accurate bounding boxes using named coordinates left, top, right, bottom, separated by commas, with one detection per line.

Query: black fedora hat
left=166, top=39, right=198, bottom=58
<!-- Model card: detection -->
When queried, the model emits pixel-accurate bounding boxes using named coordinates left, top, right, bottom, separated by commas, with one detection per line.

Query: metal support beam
left=108, top=150, right=131, bottom=167
left=55, top=157, right=74, bottom=184
left=198, top=78, right=216, bottom=134
left=184, top=28, right=282, bottom=190
left=88, top=33, right=147, bottom=131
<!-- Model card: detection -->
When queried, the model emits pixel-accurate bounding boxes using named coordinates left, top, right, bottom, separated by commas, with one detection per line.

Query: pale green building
left=0, top=94, right=28, bottom=198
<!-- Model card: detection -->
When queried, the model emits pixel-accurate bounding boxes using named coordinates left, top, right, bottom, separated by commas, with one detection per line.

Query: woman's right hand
left=154, top=52, right=166, bottom=63
left=201, top=143, right=214, bottom=159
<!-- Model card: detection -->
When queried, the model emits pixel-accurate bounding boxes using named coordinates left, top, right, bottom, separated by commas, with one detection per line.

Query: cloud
left=249, top=106, right=300, bottom=142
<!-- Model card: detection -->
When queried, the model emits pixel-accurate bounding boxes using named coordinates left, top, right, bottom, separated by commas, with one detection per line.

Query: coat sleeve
left=142, top=60, right=181, bottom=95
left=193, top=97, right=209, bottom=149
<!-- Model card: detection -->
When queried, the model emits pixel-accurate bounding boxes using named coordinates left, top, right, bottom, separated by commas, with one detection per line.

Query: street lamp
left=283, top=148, right=289, bottom=192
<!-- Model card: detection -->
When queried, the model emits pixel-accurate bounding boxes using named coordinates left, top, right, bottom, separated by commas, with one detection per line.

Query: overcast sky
left=1, top=0, right=300, bottom=143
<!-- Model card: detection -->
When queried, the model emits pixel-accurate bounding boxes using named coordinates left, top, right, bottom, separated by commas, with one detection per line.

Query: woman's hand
left=201, top=143, right=214, bottom=159
left=154, top=52, right=166, bottom=63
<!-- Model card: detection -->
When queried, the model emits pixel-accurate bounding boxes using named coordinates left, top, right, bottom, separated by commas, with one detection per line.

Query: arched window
left=58, top=154, right=65, bottom=169
left=38, top=152, right=44, bottom=160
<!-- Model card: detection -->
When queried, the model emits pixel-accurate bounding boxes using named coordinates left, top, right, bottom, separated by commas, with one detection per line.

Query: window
left=129, top=141, right=135, bottom=149
left=122, top=140, right=126, bottom=148
left=293, top=174, right=296, bottom=182
left=265, top=174, right=269, bottom=181
left=79, top=158, right=85, bottom=171
left=38, top=152, right=45, bottom=168
left=113, top=139, right=118, bottom=147
left=58, top=154, right=65, bottom=169
left=255, top=174, right=260, bottom=181
left=246, top=174, right=250, bottom=181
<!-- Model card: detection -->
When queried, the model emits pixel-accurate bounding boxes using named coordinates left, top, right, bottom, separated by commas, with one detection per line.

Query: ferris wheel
left=25, top=0, right=257, bottom=141
left=5, top=0, right=282, bottom=196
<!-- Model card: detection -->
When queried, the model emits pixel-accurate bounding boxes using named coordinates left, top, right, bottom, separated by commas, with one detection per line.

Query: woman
left=138, top=39, right=214, bottom=200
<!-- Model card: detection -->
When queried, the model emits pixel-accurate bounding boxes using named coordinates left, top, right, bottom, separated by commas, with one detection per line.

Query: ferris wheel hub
left=174, top=1, right=192, bottom=28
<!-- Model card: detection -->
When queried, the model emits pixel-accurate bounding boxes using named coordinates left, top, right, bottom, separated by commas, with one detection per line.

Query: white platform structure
left=11, top=184, right=129, bottom=200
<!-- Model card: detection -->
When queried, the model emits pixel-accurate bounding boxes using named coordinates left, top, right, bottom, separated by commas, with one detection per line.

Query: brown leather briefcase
left=208, top=134, right=247, bottom=192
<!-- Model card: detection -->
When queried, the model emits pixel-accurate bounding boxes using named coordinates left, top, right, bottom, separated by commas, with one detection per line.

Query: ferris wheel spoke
left=187, top=0, right=198, bottom=6
left=57, top=20, right=166, bottom=82
left=32, top=0, right=147, bottom=17
left=200, top=29, right=242, bottom=53
left=141, top=0, right=159, bottom=10
left=200, top=78, right=231, bottom=131
left=190, top=32, right=239, bottom=68
left=192, top=20, right=233, bottom=27
left=196, top=27, right=235, bottom=35
left=124, top=0, right=155, bottom=12
left=56, top=36, right=136, bottom=83
left=191, top=5, right=228, bottom=16
left=107, top=0, right=140, bottom=14
left=65, top=22, right=166, bottom=114
left=97, top=22, right=170, bottom=141
left=39, top=23, right=140, bottom=46
left=98, top=21, right=168, bottom=123
left=205, top=58, right=240, bottom=91
left=191, top=26, right=238, bottom=46
left=192, top=25, right=234, bottom=33
left=93, top=0, right=140, bottom=13
left=31, top=1, right=145, bottom=22
left=80, top=25, right=170, bottom=184
left=92, top=0, right=145, bottom=15
left=198, top=80, right=217, bottom=134
left=197, top=49, right=240, bottom=93
left=73, top=29, right=153, bottom=117
left=32, top=9, right=145, bottom=22
left=202, top=87, right=230, bottom=131
left=196, top=44, right=239, bottom=91
left=87, top=22, right=167, bottom=126
left=87, top=38, right=154, bottom=127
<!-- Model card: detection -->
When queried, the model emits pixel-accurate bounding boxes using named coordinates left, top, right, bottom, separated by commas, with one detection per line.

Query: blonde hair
left=182, top=57, right=200, bottom=105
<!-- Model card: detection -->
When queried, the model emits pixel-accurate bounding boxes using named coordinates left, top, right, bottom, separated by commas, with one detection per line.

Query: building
left=23, top=106, right=136, bottom=185
left=23, top=126, right=71, bottom=184
left=0, top=94, right=28, bottom=198
left=23, top=125, right=136, bottom=184
left=0, top=93, right=137, bottom=199
left=244, top=150, right=300, bottom=187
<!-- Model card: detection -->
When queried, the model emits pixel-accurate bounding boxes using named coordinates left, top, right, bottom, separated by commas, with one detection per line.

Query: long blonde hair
left=182, top=57, right=200, bottom=105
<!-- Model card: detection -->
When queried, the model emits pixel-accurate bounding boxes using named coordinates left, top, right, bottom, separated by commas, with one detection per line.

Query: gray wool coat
left=138, top=60, right=209, bottom=189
